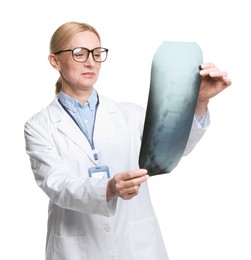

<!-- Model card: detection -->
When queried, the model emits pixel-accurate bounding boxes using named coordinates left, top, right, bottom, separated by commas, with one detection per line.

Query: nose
left=84, top=52, right=95, bottom=66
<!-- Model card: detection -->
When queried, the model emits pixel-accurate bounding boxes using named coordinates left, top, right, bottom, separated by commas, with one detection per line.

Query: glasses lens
left=93, top=48, right=108, bottom=62
left=72, top=48, right=88, bottom=62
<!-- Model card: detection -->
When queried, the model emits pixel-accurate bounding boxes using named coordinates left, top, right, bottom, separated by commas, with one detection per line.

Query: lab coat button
left=104, top=224, right=111, bottom=232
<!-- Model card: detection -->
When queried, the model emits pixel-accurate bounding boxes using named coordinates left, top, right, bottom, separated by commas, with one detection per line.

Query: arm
left=184, top=63, right=232, bottom=154
left=24, top=114, right=115, bottom=217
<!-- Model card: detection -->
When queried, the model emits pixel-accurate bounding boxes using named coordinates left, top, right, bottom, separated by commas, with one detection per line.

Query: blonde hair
left=49, top=22, right=101, bottom=95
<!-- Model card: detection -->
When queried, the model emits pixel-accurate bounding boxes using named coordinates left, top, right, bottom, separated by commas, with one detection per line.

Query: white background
left=1, top=0, right=250, bottom=259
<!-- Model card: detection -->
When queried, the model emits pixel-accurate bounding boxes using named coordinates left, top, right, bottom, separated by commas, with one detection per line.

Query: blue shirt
left=58, top=90, right=99, bottom=142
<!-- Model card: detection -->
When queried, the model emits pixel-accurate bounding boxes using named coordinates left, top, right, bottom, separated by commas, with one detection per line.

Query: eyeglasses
left=54, top=47, right=109, bottom=63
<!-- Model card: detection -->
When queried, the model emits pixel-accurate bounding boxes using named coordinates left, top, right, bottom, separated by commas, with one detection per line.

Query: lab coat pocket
left=128, top=216, right=168, bottom=260
left=46, top=234, right=88, bottom=260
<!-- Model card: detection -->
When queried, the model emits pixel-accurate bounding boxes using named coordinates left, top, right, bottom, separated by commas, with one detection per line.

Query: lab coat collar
left=48, top=94, right=117, bottom=164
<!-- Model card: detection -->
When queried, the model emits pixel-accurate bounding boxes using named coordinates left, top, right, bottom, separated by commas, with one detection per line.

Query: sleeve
left=183, top=110, right=211, bottom=155
left=24, top=112, right=117, bottom=217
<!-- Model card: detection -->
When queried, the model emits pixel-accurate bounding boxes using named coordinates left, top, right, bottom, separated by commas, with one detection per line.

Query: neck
left=62, top=87, right=94, bottom=104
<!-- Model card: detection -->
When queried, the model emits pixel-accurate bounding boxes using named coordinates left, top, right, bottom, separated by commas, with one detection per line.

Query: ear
left=48, top=54, right=60, bottom=71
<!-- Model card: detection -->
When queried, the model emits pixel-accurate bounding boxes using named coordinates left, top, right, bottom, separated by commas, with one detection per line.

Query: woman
left=24, top=21, right=231, bottom=260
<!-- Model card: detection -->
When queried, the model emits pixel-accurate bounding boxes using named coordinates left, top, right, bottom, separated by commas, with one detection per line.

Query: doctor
left=24, top=21, right=231, bottom=260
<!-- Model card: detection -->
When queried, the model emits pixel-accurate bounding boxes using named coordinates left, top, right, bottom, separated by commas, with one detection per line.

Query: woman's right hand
left=106, top=169, right=149, bottom=200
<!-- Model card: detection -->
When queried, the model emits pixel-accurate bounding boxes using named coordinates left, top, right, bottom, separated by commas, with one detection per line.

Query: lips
left=82, top=72, right=95, bottom=77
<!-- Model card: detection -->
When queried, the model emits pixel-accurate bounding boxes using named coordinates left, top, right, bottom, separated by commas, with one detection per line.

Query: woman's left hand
left=195, top=63, right=232, bottom=116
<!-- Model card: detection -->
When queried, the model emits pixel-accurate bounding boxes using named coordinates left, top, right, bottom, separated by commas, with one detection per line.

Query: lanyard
left=58, top=98, right=99, bottom=162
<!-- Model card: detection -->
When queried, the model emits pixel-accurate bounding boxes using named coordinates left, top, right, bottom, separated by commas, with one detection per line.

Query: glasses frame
left=54, top=47, right=109, bottom=63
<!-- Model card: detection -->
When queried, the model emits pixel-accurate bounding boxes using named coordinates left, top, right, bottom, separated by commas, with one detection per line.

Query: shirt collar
left=58, top=90, right=98, bottom=112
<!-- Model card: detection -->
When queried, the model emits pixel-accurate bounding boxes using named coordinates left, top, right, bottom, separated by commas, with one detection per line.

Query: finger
left=208, top=71, right=228, bottom=78
left=120, top=185, right=141, bottom=200
left=200, top=67, right=219, bottom=77
left=121, top=193, right=137, bottom=200
left=125, top=185, right=141, bottom=195
left=120, top=169, right=148, bottom=181
left=124, top=174, right=149, bottom=188
left=222, top=76, right=232, bottom=86
left=209, top=71, right=232, bottom=86
left=116, top=174, right=148, bottom=191
left=199, top=63, right=216, bottom=70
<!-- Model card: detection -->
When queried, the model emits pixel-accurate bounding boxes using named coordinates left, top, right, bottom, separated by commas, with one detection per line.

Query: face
left=50, top=31, right=102, bottom=95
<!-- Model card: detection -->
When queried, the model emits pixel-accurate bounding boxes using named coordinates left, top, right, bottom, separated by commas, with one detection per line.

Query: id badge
left=88, top=165, right=110, bottom=179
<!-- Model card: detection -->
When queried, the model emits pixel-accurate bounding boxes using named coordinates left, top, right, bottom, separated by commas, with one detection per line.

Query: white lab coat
left=25, top=93, right=208, bottom=260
